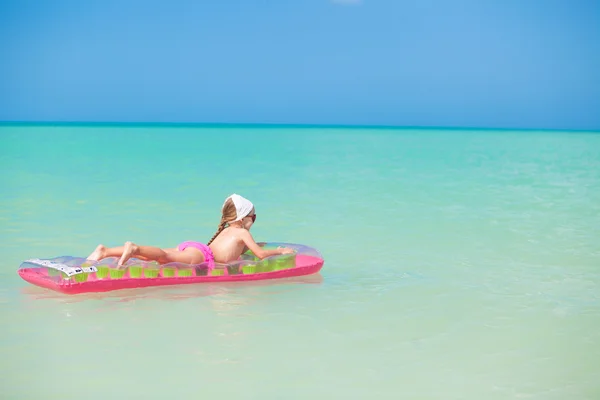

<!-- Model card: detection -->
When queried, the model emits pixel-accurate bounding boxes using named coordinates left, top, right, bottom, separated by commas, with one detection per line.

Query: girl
left=87, top=194, right=294, bottom=268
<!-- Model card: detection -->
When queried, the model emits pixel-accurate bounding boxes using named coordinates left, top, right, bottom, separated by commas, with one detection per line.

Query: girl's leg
left=120, top=242, right=205, bottom=266
left=118, top=242, right=170, bottom=266
left=87, top=244, right=124, bottom=260
left=88, top=242, right=205, bottom=267
left=87, top=243, right=157, bottom=263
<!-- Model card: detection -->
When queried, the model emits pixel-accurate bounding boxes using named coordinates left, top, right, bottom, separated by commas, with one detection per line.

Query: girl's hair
left=206, top=198, right=238, bottom=245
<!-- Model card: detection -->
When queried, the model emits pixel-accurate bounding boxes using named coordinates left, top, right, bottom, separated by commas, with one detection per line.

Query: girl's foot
left=87, top=244, right=106, bottom=261
left=118, top=241, right=138, bottom=267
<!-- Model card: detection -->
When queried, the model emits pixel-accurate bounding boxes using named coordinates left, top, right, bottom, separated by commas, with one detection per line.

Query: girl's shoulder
left=221, top=226, right=247, bottom=238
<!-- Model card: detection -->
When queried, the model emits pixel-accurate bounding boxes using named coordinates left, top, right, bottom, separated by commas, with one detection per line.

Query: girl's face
left=242, top=208, right=256, bottom=230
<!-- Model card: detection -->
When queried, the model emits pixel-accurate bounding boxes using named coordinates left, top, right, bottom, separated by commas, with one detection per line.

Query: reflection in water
left=19, top=273, right=324, bottom=304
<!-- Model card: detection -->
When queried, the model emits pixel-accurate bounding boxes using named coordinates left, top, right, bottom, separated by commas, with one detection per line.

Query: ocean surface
left=1, top=124, right=599, bottom=399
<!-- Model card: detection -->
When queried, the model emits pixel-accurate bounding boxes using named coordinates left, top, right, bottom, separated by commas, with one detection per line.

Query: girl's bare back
left=208, top=226, right=248, bottom=264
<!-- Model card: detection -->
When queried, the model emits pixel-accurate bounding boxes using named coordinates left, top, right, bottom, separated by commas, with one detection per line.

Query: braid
left=207, top=220, right=227, bottom=245
left=207, top=197, right=238, bottom=245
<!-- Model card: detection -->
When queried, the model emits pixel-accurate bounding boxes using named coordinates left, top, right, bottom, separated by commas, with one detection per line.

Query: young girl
left=86, top=194, right=294, bottom=268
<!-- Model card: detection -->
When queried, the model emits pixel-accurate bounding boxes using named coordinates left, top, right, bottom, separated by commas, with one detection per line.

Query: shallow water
left=1, top=125, right=599, bottom=399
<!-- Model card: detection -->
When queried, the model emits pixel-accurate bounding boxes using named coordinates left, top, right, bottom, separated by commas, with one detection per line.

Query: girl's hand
left=278, top=247, right=295, bottom=255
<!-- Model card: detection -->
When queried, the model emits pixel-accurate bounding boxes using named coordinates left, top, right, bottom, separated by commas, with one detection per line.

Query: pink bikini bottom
left=177, top=241, right=215, bottom=268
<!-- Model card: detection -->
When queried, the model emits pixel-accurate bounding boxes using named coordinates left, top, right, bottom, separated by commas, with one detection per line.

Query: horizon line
left=0, top=120, right=598, bottom=133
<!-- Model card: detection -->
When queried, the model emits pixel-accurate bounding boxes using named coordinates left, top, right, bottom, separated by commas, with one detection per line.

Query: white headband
left=225, top=193, right=254, bottom=221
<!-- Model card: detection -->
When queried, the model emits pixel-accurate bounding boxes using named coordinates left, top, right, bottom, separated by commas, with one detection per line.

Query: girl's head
left=207, top=194, right=256, bottom=245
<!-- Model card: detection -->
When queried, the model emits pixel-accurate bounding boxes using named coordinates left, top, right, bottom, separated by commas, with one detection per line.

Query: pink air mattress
left=17, top=242, right=324, bottom=295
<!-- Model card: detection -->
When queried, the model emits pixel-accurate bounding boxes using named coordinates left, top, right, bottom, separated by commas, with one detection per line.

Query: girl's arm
left=239, top=230, right=294, bottom=259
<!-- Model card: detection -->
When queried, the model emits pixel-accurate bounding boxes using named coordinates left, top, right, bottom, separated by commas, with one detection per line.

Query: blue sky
left=1, top=0, right=599, bottom=130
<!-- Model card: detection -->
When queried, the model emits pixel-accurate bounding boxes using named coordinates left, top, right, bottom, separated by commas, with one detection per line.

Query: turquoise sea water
left=1, top=124, right=599, bottom=399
